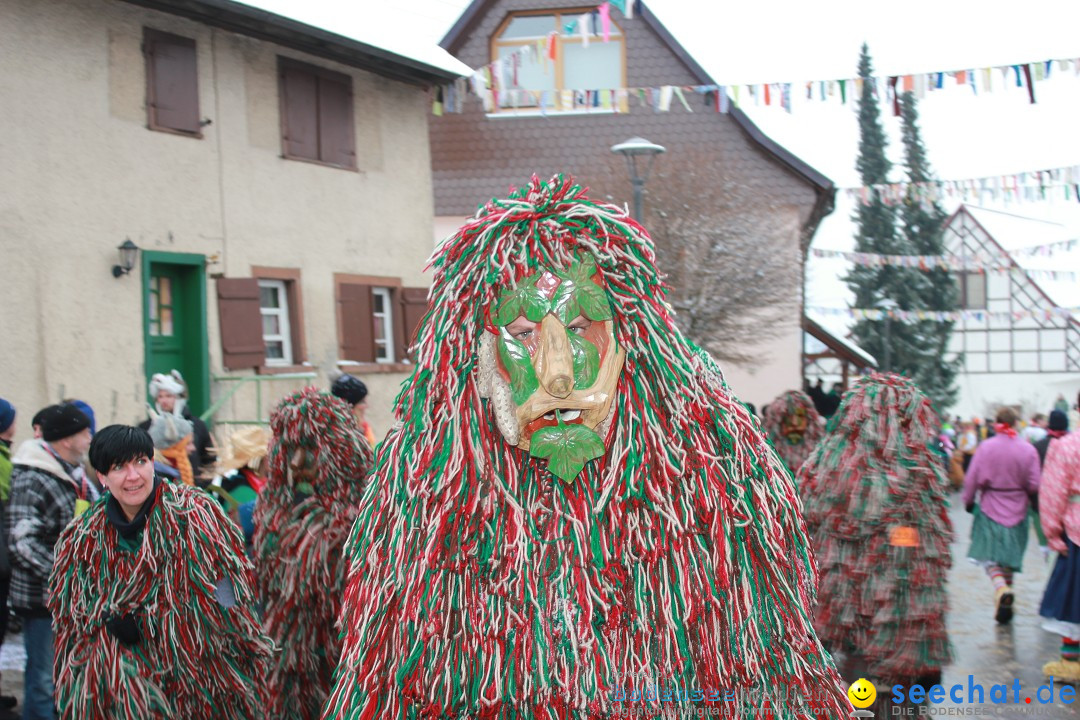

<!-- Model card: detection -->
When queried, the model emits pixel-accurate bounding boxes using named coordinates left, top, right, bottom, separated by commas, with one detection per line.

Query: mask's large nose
left=536, top=315, right=574, bottom=398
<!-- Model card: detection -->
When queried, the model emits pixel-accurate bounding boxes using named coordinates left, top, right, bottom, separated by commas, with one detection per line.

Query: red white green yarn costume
left=323, top=176, right=849, bottom=718
left=763, top=390, right=824, bottom=475
left=254, top=387, right=374, bottom=719
left=798, top=372, right=953, bottom=681
left=49, top=480, right=272, bottom=718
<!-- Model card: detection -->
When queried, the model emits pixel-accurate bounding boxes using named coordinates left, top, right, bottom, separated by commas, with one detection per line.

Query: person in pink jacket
left=962, top=406, right=1041, bottom=624
left=1038, top=429, right=1080, bottom=681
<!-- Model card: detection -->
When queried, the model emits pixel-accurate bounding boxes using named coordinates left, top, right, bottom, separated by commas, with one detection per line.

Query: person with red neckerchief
left=962, top=406, right=1041, bottom=625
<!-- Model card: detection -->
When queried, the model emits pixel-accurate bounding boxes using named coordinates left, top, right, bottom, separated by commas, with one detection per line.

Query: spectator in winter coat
left=962, top=406, right=1041, bottom=626
left=0, top=399, right=18, bottom=712
left=7, top=403, right=93, bottom=720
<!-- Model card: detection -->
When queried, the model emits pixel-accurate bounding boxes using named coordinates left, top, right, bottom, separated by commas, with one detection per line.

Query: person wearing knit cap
left=48, top=425, right=273, bottom=718
left=7, top=403, right=94, bottom=720
left=330, top=373, right=376, bottom=446
left=0, top=398, right=16, bottom=502
left=1035, top=410, right=1070, bottom=468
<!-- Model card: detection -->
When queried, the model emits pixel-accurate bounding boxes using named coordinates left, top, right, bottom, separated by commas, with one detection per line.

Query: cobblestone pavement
left=840, top=491, right=1077, bottom=720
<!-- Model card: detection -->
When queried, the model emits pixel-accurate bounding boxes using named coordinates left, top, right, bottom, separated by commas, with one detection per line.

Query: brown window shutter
left=217, top=278, right=266, bottom=370
left=397, top=287, right=429, bottom=363
left=280, top=63, right=318, bottom=160
left=144, top=29, right=200, bottom=134
left=317, top=75, right=356, bottom=168
left=338, top=283, right=375, bottom=363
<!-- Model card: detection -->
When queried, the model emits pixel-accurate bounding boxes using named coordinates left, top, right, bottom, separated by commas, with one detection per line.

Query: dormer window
left=492, top=10, right=627, bottom=113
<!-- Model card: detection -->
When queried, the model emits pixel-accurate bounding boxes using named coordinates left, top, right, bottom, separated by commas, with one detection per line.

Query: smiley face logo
left=847, top=678, right=876, bottom=709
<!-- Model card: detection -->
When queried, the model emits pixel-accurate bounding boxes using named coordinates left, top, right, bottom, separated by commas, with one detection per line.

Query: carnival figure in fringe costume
left=1038, top=428, right=1080, bottom=681
left=49, top=425, right=272, bottom=719
left=798, top=373, right=953, bottom=685
left=322, top=175, right=849, bottom=719
left=254, top=388, right=373, bottom=719
left=763, top=390, right=824, bottom=475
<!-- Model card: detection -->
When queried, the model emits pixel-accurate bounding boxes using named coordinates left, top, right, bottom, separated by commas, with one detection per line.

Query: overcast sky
left=242, top=0, right=1080, bottom=323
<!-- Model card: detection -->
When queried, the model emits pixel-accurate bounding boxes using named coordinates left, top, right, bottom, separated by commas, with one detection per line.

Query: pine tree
left=898, top=91, right=961, bottom=412
left=845, top=46, right=957, bottom=412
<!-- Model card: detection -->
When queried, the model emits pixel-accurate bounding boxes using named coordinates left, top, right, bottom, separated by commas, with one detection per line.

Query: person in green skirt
left=962, top=406, right=1042, bottom=624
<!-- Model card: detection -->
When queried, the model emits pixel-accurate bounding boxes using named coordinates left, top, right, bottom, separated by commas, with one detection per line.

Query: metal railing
left=202, top=372, right=318, bottom=426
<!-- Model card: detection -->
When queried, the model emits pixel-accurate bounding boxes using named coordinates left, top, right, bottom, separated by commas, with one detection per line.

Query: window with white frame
left=493, top=11, right=625, bottom=112
left=372, top=287, right=394, bottom=363
left=259, top=279, right=293, bottom=365
left=959, top=272, right=987, bottom=310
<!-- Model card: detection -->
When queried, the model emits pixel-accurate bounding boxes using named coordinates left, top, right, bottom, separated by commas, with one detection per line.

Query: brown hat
left=223, top=426, right=270, bottom=471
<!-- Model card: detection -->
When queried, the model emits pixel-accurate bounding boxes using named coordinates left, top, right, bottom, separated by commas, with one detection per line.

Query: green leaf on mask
left=497, top=331, right=539, bottom=405
left=551, top=259, right=612, bottom=324
left=494, top=273, right=549, bottom=325
left=567, top=329, right=600, bottom=388
left=529, top=420, right=606, bottom=482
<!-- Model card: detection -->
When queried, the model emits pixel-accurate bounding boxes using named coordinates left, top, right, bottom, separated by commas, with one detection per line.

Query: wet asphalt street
left=840, top=491, right=1077, bottom=720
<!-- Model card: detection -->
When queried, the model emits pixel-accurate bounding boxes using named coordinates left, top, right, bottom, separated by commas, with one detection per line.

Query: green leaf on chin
left=529, top=419, right=606, bottom=481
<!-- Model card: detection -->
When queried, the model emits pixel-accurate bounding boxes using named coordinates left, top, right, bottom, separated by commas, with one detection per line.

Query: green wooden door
left=142, top=252, right=209, bottom=416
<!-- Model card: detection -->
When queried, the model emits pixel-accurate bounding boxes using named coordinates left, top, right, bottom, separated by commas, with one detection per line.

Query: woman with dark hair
left=48, top=425, right=271, bottom=718
left=962, top=406, right=1042, bottom=624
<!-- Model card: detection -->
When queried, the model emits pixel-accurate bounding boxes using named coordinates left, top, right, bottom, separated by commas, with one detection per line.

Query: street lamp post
left=610, top=137, right=666, bottom=221
left=876, top=298, right=899, bottom=371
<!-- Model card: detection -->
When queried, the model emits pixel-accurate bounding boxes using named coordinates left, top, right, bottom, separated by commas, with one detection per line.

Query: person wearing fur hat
left=49, top=425, right=272, bottom=718
left=253, top=388, right=372, bottom=719
left=7, top=403, right=93, bottom=720
left=145, top=399, right=196, bottom=486
left=322, top=175, right=850, bottom=718
left=138, top=371, right=217, bottom=481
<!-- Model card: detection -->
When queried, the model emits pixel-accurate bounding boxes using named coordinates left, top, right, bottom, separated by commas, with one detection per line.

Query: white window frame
left=258, top=279, right=293, bottom=366
left=372, top=286, right=394, bottom=364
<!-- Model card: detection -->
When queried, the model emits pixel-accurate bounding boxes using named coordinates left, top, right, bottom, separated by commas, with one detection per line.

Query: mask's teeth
left=562, top=409, right=582, bottom=421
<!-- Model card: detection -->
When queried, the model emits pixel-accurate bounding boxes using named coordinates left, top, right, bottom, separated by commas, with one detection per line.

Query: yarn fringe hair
left=324, top=175, right=849, bottom=718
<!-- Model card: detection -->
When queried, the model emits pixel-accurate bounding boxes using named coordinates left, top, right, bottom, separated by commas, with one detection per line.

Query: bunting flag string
left=811, top=248, right=1080, bottom=280
left=807, top=305, right=1080, bottom=323
left=436, top=17, right=1080, bottom=118
left=844, top=165, right=1080, bottom=207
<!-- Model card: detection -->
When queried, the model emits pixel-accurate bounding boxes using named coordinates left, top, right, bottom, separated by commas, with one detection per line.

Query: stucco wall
left=0, top=0, right=435, bottom=447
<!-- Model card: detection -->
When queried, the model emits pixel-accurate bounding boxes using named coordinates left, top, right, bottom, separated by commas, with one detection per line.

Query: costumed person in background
left=146, top=399, right=195, bottom=485
left=962, top=406, right=1041, bottom=624
left=323, top=175, right=849, bottom=718
left=140, top=371, right=217, bottom=481
left=330, top=373, right=377, bottom=447
left=213, top=426, right=271, bottom=553
left=798, top=373, right=953, bottom=687
left=1037, top=427, right=1080, bottom=681
left=49, top=425, right=272, bottom=718
left=763, top=390, right=824, bottom=475
left=254, top=388, right=372, bottom=719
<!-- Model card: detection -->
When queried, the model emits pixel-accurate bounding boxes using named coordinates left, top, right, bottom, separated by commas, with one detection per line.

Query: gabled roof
left=122, top=0, right=466, bottom=86
left=949, top=205, right=1080, bottom=322
left=802, top=315, right=878, bottom=369
left=439, top=0, right=834, bottom=206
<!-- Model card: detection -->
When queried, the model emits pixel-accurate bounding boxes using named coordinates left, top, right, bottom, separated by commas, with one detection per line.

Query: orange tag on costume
left=889, top=525, right=919, bottom=547
left=74, top=499, right=91, bottom=517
